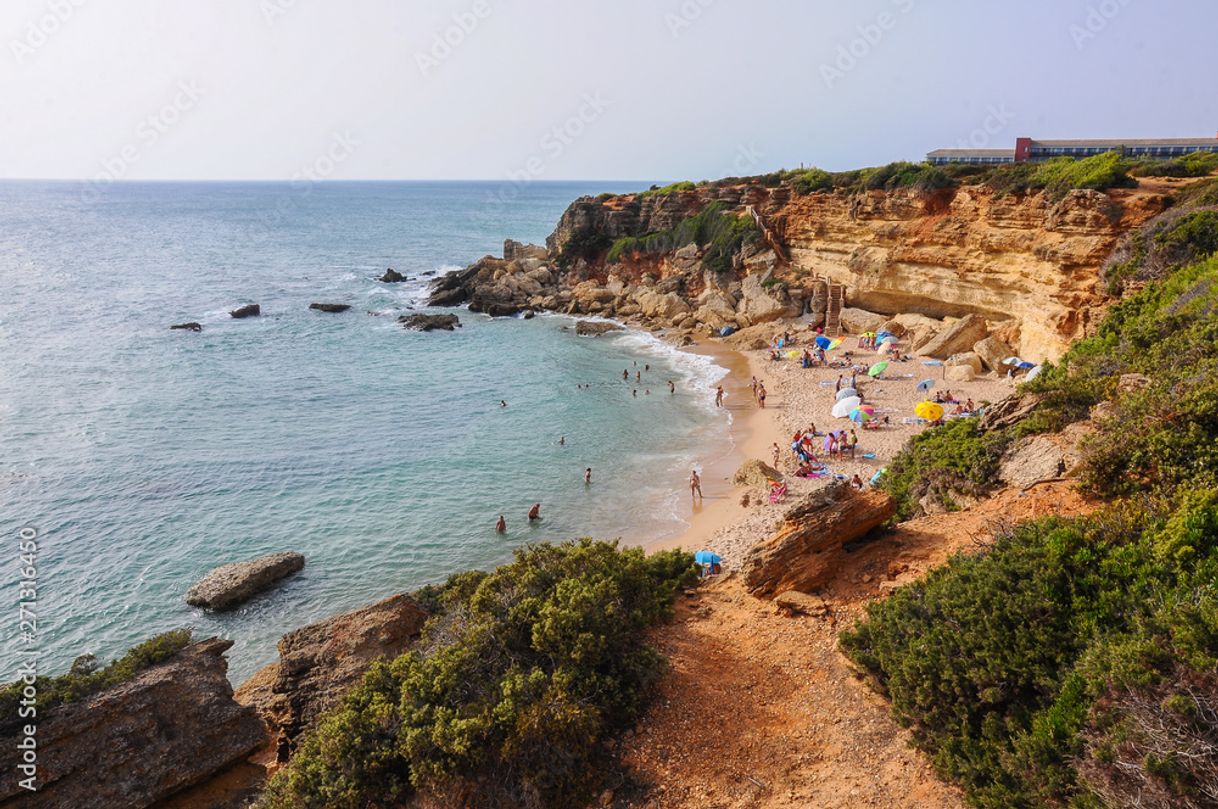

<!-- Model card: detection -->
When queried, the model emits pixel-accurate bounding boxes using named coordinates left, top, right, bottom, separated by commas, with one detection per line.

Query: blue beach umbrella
left=1017, top=360, right=1035, bottom=370
left=916, top=378, right=935, bottom=392
left=815, top=335, right=832, bottom=349
left=694, top=550, right=721, bottom=566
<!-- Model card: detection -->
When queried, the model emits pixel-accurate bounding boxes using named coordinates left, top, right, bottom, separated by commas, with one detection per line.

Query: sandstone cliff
left=0, top=638, right=265, bottom=809
left=433, top=178, right=1171, bottom=362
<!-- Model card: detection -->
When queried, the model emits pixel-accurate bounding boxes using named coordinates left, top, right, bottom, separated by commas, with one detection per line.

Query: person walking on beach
left=750, top=375, right=758, bottom=399
left=584, top=467, right=592, bottom=484
left=772, top=442, right=781, bottom=468
left=715, top=385, right=724, bottom=407
left=757, top=382, right=767, bottom=409
left=836, top=375, right=843, bottom=392
left=690, top=469, right=702, bottom=500
left=528, top=503, right=541, bottom=521
left=495, top=515, right=507, bottom=533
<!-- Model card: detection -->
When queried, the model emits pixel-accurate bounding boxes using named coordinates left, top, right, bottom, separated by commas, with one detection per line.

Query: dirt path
left=608, top=481, right=1094, bottom=808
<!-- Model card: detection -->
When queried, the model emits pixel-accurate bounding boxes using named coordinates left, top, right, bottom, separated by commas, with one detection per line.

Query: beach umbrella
left=867, top=361, right=889, bottom=378
left=785, top=350, right=800, bottom=358
left=835, top=387, right=858, bottom=401
left=914, top=400, right=944, bottom=421
left=1002, top=356, right=1022, bottom=366
left=694, top=550, right=721, bottom=566
left=876, top=331, right=893, bottom=341
left=1017, top=360, right=1035, bottom=370
left=879, top=334, right=898, bottom=344
left=1024, top=364, right=1044, bottom=382
left=814, top=335, right=832, bottom=349
left=828, top=338, right=844, bottom=350
left=870, top=468, right=887, bottom=486
left=916, top=378, right=935, bottom=392
left=831, top=396, right=861, bottom=418
left=850, top=405, right=875, bottom=422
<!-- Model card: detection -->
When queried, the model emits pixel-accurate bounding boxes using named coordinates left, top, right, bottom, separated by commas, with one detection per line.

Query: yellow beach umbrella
left=915, top=400, right=944, bottom=421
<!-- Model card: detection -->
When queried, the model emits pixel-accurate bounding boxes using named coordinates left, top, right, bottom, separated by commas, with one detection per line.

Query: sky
left=1, top=0, right=1215, bottom=181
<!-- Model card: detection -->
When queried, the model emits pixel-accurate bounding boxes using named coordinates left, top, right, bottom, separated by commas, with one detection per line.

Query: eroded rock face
left=973, top=335, right=1016, bottom=373
left=185, top=552, right=304, bottom=611
left=839, top=307, right=887, bottom=335
left=742, top=483, right=895, bottom=597
left=0, top=638, right=266, bottom=809
left=229, top=304, right=261, bottom=319
left=401, top=313, right=461, bottom=331
left=919, top=314, right=989, bottom=359
left=739, top=274, right=798, bottom=324
left=235, top=593, right=428, bottom=760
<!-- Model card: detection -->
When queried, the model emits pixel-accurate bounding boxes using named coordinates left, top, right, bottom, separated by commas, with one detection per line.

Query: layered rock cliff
left=434, top=178, right=1173, bottom=362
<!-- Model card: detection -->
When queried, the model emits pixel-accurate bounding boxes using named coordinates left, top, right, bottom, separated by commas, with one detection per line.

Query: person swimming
left=495, top=515, right=506, bottom=533
left=528, top=503, right=541, bottom=520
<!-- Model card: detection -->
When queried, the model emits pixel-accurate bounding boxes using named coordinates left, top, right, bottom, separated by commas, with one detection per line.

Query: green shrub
left=1130, top=151, right=1218, bottom=178
left=791, top=168, right=834, bottom=195
left=0, top=629, right=192, bottom=733
left=1103, top=209, right=1218, bottom=293
left=841, top=494, right=1218, bottom=807
left=1029, top=152, right=1138, bottom=199
left=606, top=201, right=760, bottom=273
left=637, top=181, right=696, bottom=198
left=259, top=540, right=696, bottom=809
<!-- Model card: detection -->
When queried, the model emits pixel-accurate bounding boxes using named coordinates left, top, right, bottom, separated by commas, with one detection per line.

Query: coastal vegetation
left=844, top=242, right=1218, bottom=805
left=258, top=539, right=697, bottom=809
left=638, top=180, right=697, bottom=197
left=606, top=200, right=762, bottom=273
left=0, top=629, right=192, bottom=732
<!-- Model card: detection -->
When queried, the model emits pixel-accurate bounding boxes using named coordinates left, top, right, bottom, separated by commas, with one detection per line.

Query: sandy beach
left=656, top=322, right=1015, bottom=568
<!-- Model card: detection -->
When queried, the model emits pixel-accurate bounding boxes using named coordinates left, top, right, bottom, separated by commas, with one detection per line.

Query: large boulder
left=889, top=313, right=944, bottom=351
left=973, top=335, right=1015, bottom=373
left=185, top=552, right=304, bottom=611
left=945, top=351, right=984, bottom=376
left=380, top=268, right=406, bottom=283
left=919, top=313, right=989, bottom=359
left=732, top=459, right=784, bottom=488
left=635, top=289, right=691, bottom=321
left=229, top=304, right=261, bottom=319
left=979, top=392, right=1045, bottom=431
left=741, top=484, right=895, bottom=596
left=0, top=638, right=266, bottom=809
left=401, top=313, right=461, bottom=331
left=944, top=363, right=976, bottom=382
left=839, top=307, right=887, bottom=334
left=738, top=274, right=797, bottom=324
left=309, top=303, right=351, bottom=313
left=235, top=593, right=428, bottom=760
left=998, top=422, right=1092, bottom=488
left=575, top=320, right=622, bottom=336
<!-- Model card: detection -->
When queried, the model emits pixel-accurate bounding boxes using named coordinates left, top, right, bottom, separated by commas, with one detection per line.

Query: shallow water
left=0, top=180, right=731, bottom=681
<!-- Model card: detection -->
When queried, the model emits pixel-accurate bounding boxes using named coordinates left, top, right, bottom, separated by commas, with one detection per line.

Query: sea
left=0, top=180, right=734, bottom=682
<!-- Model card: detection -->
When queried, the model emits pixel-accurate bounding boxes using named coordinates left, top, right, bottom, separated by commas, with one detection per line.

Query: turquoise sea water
left=0, top=181, right=733, bottom=681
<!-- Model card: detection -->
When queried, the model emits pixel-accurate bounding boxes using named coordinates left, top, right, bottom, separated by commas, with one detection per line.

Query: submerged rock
left=170, top=321, right=203, bottom=332
left=229, top=304, right=261, bottom=319
left=308, top=303, right=351, bottom=313
left=379, top=268, right=406, bottom=283
left=400, top=313, right=461, bottom=331
left=0, top=637, right=266, bottom=809
left=235, top=593, right=428, bottom=760
left=185, top=552, right=305, bottom=611
left=575, top=320, right=622, bottom=336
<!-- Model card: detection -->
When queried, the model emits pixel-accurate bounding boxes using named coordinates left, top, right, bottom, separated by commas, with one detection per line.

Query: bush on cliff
left=841, top=494, right=1218, bottom=807
left=638, top=180, right=696, bottom=197
left=259, top=539, right=697, bottom=809
left=0, top=629, right=192, bottom=733
left=1103, top=208, right=1218, bottom=293
left=606, top=201, right=761, bottom=273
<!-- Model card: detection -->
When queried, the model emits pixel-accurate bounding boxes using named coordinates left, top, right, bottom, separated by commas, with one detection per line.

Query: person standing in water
left=500, top=400, right=507, bottom=408
left=690, top=469, right=702, bottom=500
left=584, top=467, right=592, bottom=484
left=559, top=436, right=566, bottom=445
left=757, top=382, right=767, bottom=408
left=495, top=515, right=506, bottom=533
left=668, top=380, right=675, bottom=394
left=623, top=369, right=629, bottom=381
left=528, top=503, right=541, bottom=521
left=715, top=385, right=724, bottom=407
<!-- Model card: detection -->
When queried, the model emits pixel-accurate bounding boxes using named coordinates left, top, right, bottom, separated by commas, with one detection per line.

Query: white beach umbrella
left=835, top=387, right=858, bottom=401
left=832, top=396, right=861, bottom=418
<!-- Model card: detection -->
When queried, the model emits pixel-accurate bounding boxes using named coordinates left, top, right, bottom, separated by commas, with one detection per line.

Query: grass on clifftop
left=845, top=250, right=1218, bottom=807
left=259, top=539, right=696, bottom=809
left=606, top=200, right=762, bottom=274
left=0, top=629, right=192, bottom=733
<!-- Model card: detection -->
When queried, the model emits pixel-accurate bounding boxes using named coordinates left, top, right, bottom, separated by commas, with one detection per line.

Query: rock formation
left=170, top=321, right=202, bottom=332
left=741, top=483, right=896, bottom=597
left=575, top=320, right=622, bottom=336
left=0, top=638, right=266, bottom=809
left=400, top=313, right=461, bottom=331
left=229, top=304, right=261, bottom=319
left=235, top=593, right=428, bottom=760
left=732, top=459, right=784, bottom=488
left=308, top=303, right=351, bottom=313
left=185, top=552, right=305, bottom=611
left=379, top=268, right=405, bottom=283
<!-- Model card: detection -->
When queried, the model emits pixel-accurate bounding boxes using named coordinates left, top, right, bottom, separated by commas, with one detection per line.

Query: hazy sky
left=2, top=0, right=1215, bottom=181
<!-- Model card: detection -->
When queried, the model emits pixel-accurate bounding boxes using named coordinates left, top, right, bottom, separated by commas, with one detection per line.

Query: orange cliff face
left=771, top=183, right=1170, bottom=361
left=545, top=181, right=1172, bottom=362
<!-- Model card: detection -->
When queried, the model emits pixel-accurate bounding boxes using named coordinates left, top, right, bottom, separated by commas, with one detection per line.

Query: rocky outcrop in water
left=575, top=320, right=622, bottom=336
left=308, top=303, right=351, bottom=313
left=229, top=304, right=261, bottom=319
left=170, top=321, right=203, bottom=332
left=379, top=268, right=405, bottom=283
left=235, top=593, right=428, bottom=760
left=742, top=483, right=895, bottom=597
left=0, top=638, right=266, bottom=809
left=185, top=552, right=304, bottom=610
left=400, top=313, right=460, bottom=331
